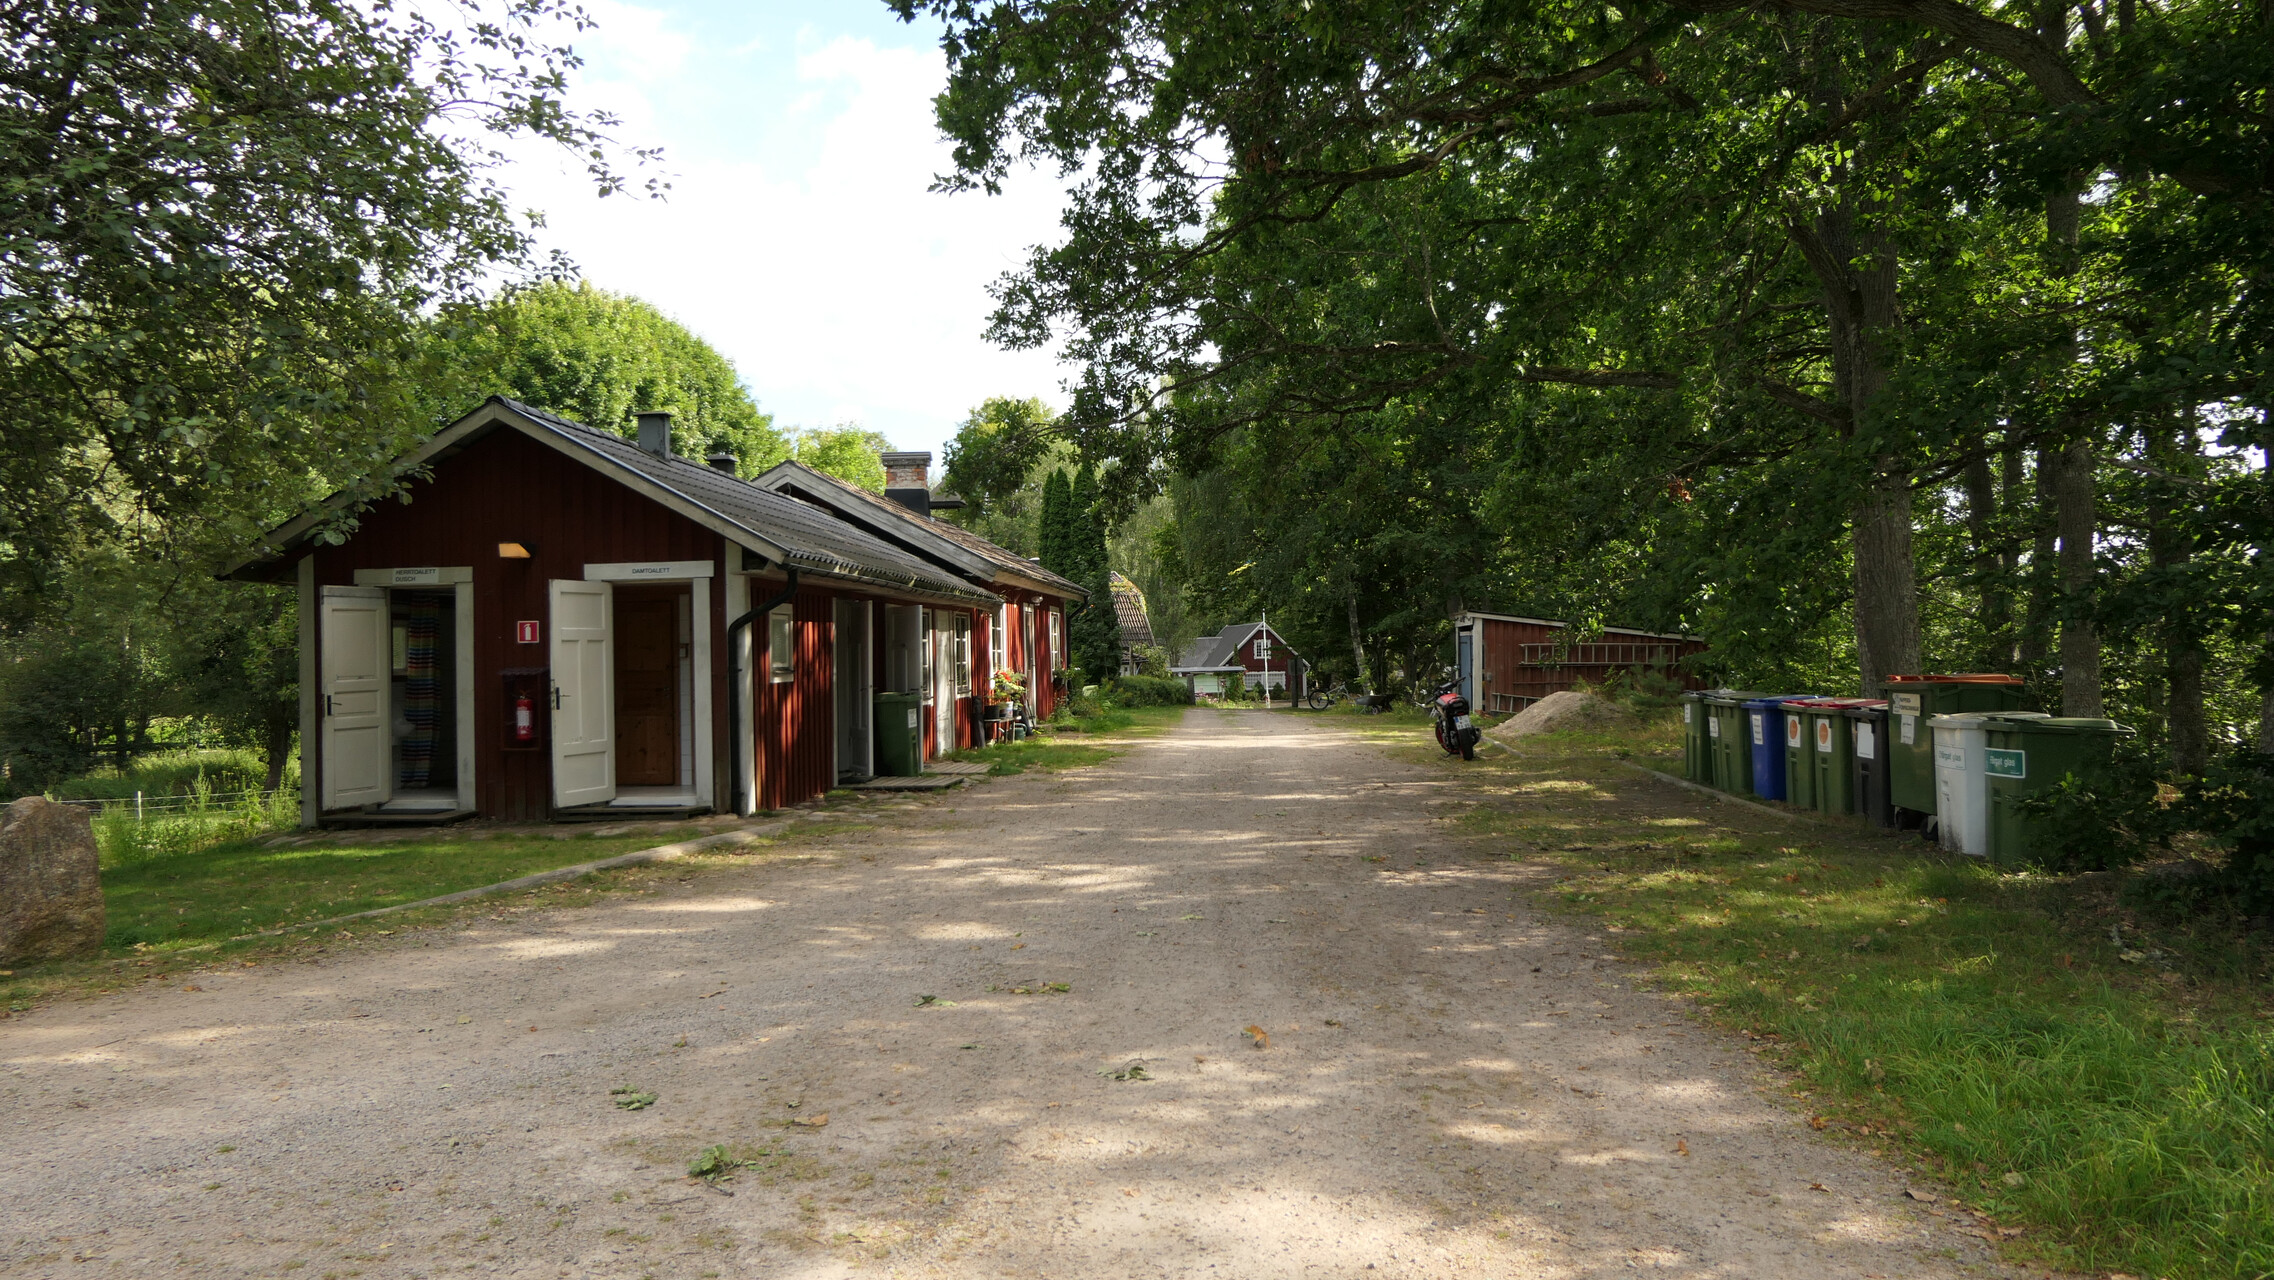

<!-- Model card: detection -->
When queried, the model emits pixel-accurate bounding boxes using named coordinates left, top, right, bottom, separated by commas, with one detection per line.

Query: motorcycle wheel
left=1433, top=718, right=1452, bottom=753
left=1460, top=737, right=1477, bottom=761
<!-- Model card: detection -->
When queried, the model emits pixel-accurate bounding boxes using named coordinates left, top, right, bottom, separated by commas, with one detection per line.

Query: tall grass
left=47, top=746, right=293, bottom=802
left=92, top=773, right=295, bottom=868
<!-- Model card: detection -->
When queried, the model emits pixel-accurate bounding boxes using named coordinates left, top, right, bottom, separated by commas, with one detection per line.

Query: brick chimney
left=880, top=450, right=932, bottom=516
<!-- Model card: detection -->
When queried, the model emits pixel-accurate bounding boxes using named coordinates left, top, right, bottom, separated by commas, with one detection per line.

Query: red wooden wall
left=311, top=429, right=728, bottom=822
left=1476, top=618, right=1708, bottom=714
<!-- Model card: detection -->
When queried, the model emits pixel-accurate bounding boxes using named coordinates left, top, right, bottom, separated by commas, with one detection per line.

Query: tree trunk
left=1347, top=595, right=1368, bottom=691
left=2147, top=421, right=2207, bottom=774
left=2019, top=447, right=2060, bottom=682
left=2055, top=436, right=2104, bottom=716
left=1961, top=455, right=2008, bottom=669
left=263, top=722, right=294, bottom=795
left=1790, top=209, right=1920, bottom=697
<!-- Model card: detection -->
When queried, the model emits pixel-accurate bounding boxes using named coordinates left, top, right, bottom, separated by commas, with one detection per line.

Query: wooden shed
left=1452, top=610, right=1710, bottom=715
left=230, top=399, right=1012, bottom=825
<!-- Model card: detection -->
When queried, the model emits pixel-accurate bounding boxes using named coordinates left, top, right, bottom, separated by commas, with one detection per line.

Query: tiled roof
left=1110, top=572, right=1154, bottom=646
left=753, top=459, right=1086, bottom=600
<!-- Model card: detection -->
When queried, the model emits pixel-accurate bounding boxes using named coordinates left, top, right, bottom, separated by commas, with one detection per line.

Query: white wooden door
left=933, top=613, right=954, bottom=752
left=319, top=586, right=392, bottom=810
left=550, top=579, right=616, bottom=808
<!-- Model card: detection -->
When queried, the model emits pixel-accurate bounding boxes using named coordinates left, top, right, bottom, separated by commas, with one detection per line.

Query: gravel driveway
left=2, top=710, right=2017, bottom=1278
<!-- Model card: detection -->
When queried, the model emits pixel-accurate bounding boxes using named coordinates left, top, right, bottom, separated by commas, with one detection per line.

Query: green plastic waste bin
left=1704, top=691, right=1767, bottom=795
left=1983, top=717, right=2134, bottom=866
left=1885, top=675, right=2030, bottom=824
left=873, top=691, right=922, bottom=777
left=1782, top=699, right=1818, bottom=811
left=1845, top=701, right=1894, bottom=828
left=1681, top=692, right=1713, bottom=785
left=1804, top=698, right=1878, bottom=817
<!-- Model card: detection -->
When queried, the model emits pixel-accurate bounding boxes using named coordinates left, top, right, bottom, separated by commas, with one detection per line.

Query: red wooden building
left=1452, top=610, right=1709, bottom=715
left=229, top=399, right=1082, bottom=826
left=1170, top=621, right=1306, bottom=698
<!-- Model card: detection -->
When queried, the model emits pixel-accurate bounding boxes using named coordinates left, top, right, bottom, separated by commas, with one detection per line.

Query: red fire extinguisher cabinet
left=501, top=668, right=548, bottom=750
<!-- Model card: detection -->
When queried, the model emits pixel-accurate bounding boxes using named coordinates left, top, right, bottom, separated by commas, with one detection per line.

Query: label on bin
left=1787, top=717, right=1802, bottom=747
left=1708, top=716, right=1720, bottom=738
left=1856, top=723, right=1876, bottom=759
left=1900, top=714, right=1916, bottom=745
left=1936, top=744, right=1967, bottom=771
left=1751, top=712, right=1765, bottom=745
left=1815, top=719, right=1834, bottom=752
left=1892, top=692, right=1921, bottom=715
left=1984, top=748, right=2026, bottom=779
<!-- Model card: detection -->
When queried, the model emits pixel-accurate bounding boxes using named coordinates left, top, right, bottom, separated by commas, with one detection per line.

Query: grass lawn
left=1429, top=716, right=2274, bottom=1280
left=942, top=702, right=1192, bottom=774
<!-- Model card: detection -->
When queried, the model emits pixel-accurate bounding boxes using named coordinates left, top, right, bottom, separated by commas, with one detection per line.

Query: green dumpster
left=873, top=691, right=923, bottom=777
left=1704, top=691, right=1766, bottom=795
left=1884, top=675, right=2030, bottom=823
left=1983, top=717, right=2134, bottom=866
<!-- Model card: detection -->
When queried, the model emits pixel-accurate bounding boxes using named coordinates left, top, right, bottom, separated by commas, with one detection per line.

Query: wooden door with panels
left=319, top=586, right=391, bottom=809
left=549, top=579, right=615, bottom=808
left=612, top=586, right=684, bottom=787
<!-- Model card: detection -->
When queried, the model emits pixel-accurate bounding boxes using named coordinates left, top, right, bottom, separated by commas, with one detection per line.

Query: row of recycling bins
left=1679, top=676, right=2131, bottom=866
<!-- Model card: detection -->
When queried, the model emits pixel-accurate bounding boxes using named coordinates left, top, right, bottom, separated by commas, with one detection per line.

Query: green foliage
left=1038, top=469, right=1072, bottom=573
left=2181, top=749, right=2274, bottom=915
left=942, top=397, right=1057, bottom=514
left=49, top=748, right=290, bottom=803
left=416, top=281, right=786, bottom=472
left=791, top=426, right=893, bottom=492
left=1104, top=675, right=1191, bottom=708
left=95, top=783, right=295, bottom=870
left=0, top=0, right=653, bottom=615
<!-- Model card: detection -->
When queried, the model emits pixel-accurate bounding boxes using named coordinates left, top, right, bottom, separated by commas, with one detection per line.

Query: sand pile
left=1486, top=689, right=1637, bottom=741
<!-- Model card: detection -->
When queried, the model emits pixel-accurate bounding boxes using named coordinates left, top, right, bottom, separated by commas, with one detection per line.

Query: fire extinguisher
left=514, top=690, right=536, bottom=744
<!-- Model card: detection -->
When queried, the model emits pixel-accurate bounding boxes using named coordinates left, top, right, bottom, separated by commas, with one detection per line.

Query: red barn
left=1452, top=610, right=1709, bottom=715
left=229, top=398, right=1075, bottom=826
left=1171, top=621, right=1306, bottom=699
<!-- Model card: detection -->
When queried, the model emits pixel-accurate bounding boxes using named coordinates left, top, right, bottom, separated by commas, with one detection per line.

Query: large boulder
left=0, top=796, right=106, bottom=962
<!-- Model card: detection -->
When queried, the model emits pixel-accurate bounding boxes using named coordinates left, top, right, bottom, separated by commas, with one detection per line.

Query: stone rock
left=0, top=796, right=106, bottom=962
left=1485, top=689, right=1639, bottom=742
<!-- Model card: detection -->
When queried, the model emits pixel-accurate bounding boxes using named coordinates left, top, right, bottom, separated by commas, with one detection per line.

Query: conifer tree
left=1038, top=469, right=1070, bottom=574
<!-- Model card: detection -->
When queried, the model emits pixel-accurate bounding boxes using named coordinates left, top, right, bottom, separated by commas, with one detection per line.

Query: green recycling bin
left=1681, top=692, right=1713, bottom=785
left=1704, top=691, right=1767, bottom=795
left=1782, top=699, right=1819, bottom=811
left=1804, top=698, right=1877, bottom=816
left=1983, top=717, right=2134, bottom=866
left=1885, top=675, right=2030, bottom=823
left=873, top=691, right=922, bottom=777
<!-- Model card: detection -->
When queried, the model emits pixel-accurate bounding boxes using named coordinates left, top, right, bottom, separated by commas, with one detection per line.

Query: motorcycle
left=1427, top=676, right=1480, bottom=760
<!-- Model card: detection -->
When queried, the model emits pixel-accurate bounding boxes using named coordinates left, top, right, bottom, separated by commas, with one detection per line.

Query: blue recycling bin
left=1742, top=696, right=1815, bottom=803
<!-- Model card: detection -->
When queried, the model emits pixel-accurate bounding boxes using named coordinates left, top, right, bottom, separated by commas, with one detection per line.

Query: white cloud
left=494, top=8, right=1074, bottom=461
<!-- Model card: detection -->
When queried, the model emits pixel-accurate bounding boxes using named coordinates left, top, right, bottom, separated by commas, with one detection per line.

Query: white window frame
left=953, top=614, right=973, bottom=696
left=990, top=604, right=1007, bottom=675
left=919, top=607, right=935, bottom=702
left=1049, top=610, right=1063, bottom=669
left=768, top=609, right=795, bottom=683
left=1254, top=636, right=1270, bottom=659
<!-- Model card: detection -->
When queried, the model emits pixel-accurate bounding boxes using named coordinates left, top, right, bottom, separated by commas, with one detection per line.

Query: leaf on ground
left=914, top=994, right=956, bottom=1008
left=1098, top=1061, right=1152, bottom=1082
left=1243, top=1025, right=1270, bottom=1050
left=688, top=1144, right=757, bottom=1182
left=788, top=1112, right=829, bottom=1128
left=1675, top=1139, right=1689, bottom=1157
left=1809, top=1114, right=1828, bottom=1131
left=610, top=1087, right=657, bottom=1111
left=1904, top=1188, right=1938, bottom=1203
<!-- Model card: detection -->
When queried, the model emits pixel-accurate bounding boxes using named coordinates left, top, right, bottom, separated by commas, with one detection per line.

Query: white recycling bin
left=1931, top=712, right=2050, bottom=855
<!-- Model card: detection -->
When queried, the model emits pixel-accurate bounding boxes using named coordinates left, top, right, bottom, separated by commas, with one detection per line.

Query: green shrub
left=2181, top=748, right=2274, bottom=915
left=48, top=747, right=291, bottom=801
left=1106, top=675, right=1191, bottom=707
left=2012, top=738, right=2172, bottom=872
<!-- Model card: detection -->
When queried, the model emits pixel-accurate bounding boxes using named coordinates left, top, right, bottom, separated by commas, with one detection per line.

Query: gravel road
left=1, top=710, right=2019, bottom=1279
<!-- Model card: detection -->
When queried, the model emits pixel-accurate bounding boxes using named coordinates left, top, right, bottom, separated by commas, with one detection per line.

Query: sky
left=492, top=0, right=1075, bottom=466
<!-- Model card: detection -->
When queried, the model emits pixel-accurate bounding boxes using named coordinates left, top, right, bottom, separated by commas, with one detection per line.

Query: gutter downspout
left=728, top=558, right=801, bottom=816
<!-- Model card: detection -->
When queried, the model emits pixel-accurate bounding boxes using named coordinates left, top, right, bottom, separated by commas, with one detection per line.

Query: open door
left=550, top=579, right=616, bottom=808
left=320, top=586, right=392, bottom=810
